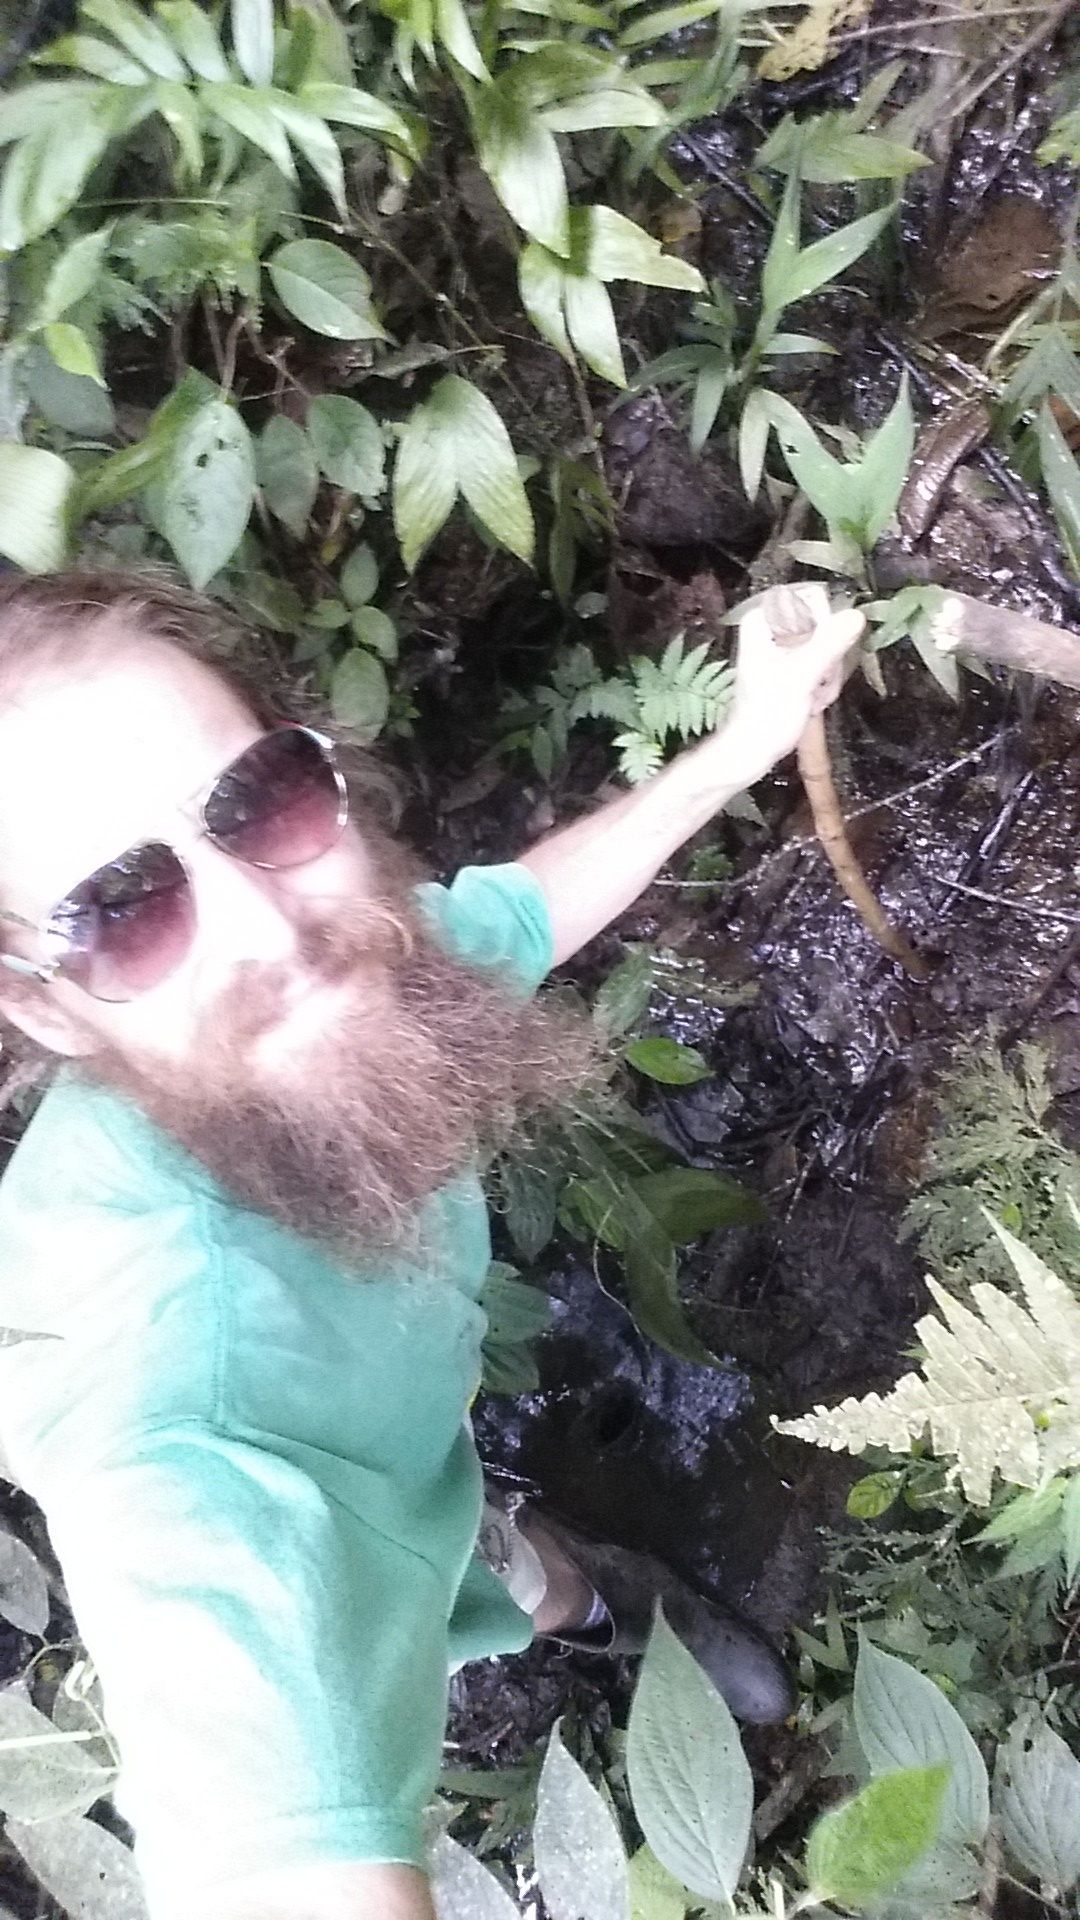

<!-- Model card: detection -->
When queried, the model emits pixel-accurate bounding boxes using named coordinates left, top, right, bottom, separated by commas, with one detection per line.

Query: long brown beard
left=79, top=876, right=598, bottom=1266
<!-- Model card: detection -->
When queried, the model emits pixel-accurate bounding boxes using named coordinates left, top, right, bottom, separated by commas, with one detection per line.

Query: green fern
left=631, top=636, right=733, bottom=741
left=613, top=731, right=665, bottom=785
left=905, top=1037, right=1080, bottom=1288
left=777, top=1213, right=1080, bottom=1506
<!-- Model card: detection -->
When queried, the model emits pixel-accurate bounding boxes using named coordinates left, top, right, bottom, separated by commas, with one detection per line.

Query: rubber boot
left=532, top=1513, right=796, bottom=1727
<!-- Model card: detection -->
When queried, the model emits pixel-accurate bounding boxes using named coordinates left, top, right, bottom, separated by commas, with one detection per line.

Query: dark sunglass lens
left=204, top=729, right=345, bottom=869
left=51, top=844, right=195, bottom=1002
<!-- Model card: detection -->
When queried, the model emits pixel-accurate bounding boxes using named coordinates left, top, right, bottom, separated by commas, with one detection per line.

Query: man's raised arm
left=518, top=597, right=864, bottom=968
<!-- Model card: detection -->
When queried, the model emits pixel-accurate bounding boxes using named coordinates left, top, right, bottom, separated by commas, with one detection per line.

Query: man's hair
left=0, top=565, right=400, bottom=1104
left=0, top=567, right=296, bottom=722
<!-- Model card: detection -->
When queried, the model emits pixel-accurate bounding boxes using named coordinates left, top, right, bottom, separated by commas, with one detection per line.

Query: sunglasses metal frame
left=0, top=726, right=348, bottom=994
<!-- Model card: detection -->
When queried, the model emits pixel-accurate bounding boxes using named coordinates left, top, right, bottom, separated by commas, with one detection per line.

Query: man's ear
left=0, top=987, right=98, bottom=1060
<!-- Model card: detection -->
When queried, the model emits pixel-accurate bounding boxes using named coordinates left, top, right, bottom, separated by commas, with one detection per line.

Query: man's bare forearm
left=518, top=718, right=764, bottom=968
left=517, top=600, right=865, bottom=967
left=195, top=1861, right=436, bottom=1920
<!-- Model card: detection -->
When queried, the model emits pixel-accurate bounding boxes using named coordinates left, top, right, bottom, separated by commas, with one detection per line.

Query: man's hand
left=720, top=587, right=865, bottom=790
left=518, top=583, right=865, bottom=968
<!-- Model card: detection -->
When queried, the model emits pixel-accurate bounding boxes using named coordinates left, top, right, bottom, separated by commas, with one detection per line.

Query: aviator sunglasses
left=0, top=725, right=348, bottom=1004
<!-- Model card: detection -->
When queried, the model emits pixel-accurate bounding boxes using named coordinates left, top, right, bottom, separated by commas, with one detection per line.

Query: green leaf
left=1063, top=1476, right=1080, bottom=1585
left=625, top=1037, right=710, bottom=1084
left=256, top=415, right=318, bottom=537
left=202, top=81, right=296, bottom=177
left=0, top=81, right=103, bottom=144
left=999, top=1717, right=1080, bottom=1893
left=628, top=1845, right=686, bottom=1920
left=427, top=1831, right=520, bottom=1919
left=853, top=1638, right=990, bottom=1848
left=473, top=87, right=569, bottom=255
left=536, top=1722, right=631, bottom=1920
left=759, top=112, right=929, bottom=184
left=626, top=1218, right=715, bottom=1362
left=577, top=205, right=704, bottom=291
left=499, top=1157, right=559, bottom=1262
left=428, top=375, right=534, bottom=565
left=266, top=91, right=347, bottom=216
left=75, top=367, right=213, bottom=515
left=0, top=104, right=117, bottom=251
left=37, top=224, right=113, bottom=330
left=28, top=345, right=115, bottom=433
left=8, top=1817, right=148, bottom=1920
left=519, top=242, right=574, bottom=362
left=331, top=649, right=390, bottom=740
left=153, top=77, right=204, bottom=179
left=540, top=85, right=665, bottom=133
left=351, top=606, right=397, bottom=661
left=761, top=172, right=894, bottom=320
left=299, top=81, right=420, bottom=161
left=1038, top=401, right=1080, bottom=572
left=158, top=397, right=255, bottom=590
left=806, top=1765, right=947, bottom=1907
left=738, top=387, right=771, bottom=501
left=593, top=948, right=654, bottom=1039
left=0, top=1695, right=112, bottom=1822
left=434, top=0, right=489, bottom=79
left=0, top=1535, right=49, bottom=1638
left=0, top=443, right=73, bottom=573
left=231, top=0, right=276, bottom=86
left=846, top=1470, right=903, bottom=1519
left=340, top=543, right=379, bottom=606
left=975, top=1478, right=1067, bottom=1545
left=634, top=1166, right=763, bottom=1240
left=307, top=394, right=386, bottom=495
left=478, top=1264, right=550, bottom=1395
left=393, top=393, right=460, bottom=570
left=158, top=1, right=230, bottom=80
left=35, top=32, right=149, bottom=82
left=690, top=358, right=728, bottom=453
left=564, top=273, right=625, bottom=386
left=855, top=372, right=914, bottom=545
left=41, top=322, right=103, bottom=385
left=266, top=239, right=388, bottom=341
left=619, top=0, right=723, bottom=42
left=82, top=0, right=187, bottom=78
left=627, top=1608, right=753, bottom=1903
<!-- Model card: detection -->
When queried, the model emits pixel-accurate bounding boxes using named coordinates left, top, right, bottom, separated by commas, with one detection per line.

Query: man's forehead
left=0, top=637, right=259, bottom=910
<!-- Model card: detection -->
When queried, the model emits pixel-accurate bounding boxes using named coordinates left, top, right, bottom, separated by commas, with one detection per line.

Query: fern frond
left=776, top=1217, right=1080, bottom=1505
left=631, top=639, right=733, bottom=742
left=569, top=682, right=640, bottom=727
left=614, top=731, right=664, bottom=786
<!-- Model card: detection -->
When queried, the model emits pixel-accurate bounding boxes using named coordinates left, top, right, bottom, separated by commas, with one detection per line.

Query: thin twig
left=939, top=877, right=1080, bottom=924
left=942, top=0, right=1073, bottom=122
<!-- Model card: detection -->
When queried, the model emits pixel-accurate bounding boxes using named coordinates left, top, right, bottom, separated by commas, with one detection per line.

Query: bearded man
left=0, top=569, right=860, bottom=1920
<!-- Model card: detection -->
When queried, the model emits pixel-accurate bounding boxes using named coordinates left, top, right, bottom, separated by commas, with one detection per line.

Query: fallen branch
left=796, top=714, right=931, bottom=978
left=933, top=591, right=1080, bottom=689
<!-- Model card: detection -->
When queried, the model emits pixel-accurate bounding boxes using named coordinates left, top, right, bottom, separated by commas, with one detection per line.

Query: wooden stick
left=757, top=583, right=932, bottom=979
left=933, top=591, right=1080, bottom=689
left=795, top=713, right=931, bottom=978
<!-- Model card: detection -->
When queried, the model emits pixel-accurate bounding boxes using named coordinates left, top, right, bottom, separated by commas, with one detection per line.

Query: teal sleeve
left=413, top=862, right=555, bottom=996
left=42, top=1427, right=450, bottom=1909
